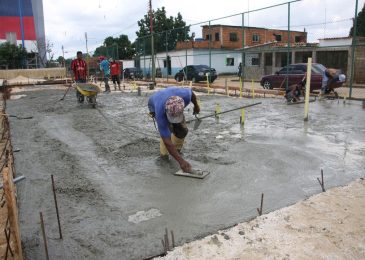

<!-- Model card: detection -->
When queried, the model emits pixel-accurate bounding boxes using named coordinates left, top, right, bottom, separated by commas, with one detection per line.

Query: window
left=6, top=32, right=17, bottom=45
left=163, top=60, right=167, bottom=68
left=295, top=36, right=302, bottom=43
left=274, top=34, right=282, bottom=42
left=252, top=57, right=260, bottom=66
left=226, top=58, right=234, bottom=66
left=205, top=34, right=211, bottom=40
left=215, top=32, right=220, bottom=41
left=252, top=34, right=260, bottom=42
left=229, top=33, right=238, bottom=42
left=245, top=53, right=260, bottom=66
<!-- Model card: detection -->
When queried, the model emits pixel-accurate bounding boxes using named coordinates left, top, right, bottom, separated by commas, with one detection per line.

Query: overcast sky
left=43, top=0, right=364, bottom=59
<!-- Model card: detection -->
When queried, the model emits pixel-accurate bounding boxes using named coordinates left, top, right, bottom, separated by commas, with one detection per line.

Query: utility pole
left=149, top=0, right=155, bottom=83
left=349, top=0, right=359, bottom=98
left=85, top=32, right=89, bottom=55
left=61, top=45, right=65, bottom=67
left=85, top=32, right=90, bottom=78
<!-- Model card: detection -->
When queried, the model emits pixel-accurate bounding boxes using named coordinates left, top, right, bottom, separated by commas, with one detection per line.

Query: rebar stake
left=165, top=228, right=170, bottom=251
left=40, top=212, right=50, bottom=260
left=171, top=230, right=175, bottom=248
left=51, top=175, right=63, bottom=239
left=161, top=239, right=166, bottom=253
left=317, top=169, right=326, bottom=192
left=161, top=228, right=176, bottom=254
left=256, top=193, right=264, bottom=216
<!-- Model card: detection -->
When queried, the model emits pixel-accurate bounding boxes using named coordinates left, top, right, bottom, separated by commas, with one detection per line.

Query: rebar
left=40, top=212, right=50, bottom=260
left=257, top=193, right=264, bottom=216
left=51, top=175, right=63, bottom=239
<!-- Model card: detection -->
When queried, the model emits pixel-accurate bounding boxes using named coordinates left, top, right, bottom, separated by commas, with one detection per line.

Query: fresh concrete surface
left=7, top=85, right=365, bottom=259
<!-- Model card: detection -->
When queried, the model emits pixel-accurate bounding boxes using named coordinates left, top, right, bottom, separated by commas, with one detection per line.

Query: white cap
left=339, top=74, right=346, bottom=82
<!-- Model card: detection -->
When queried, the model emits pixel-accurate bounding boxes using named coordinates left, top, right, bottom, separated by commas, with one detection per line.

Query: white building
left=318, top=37, right=352, bottom=47
left=139, top=48, right=243, bottom=77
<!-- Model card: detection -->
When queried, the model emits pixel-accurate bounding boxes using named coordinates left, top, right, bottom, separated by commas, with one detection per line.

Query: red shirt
left=71, top=59, right=87, bottom=80
left=110, top=61, right=120, bottom=76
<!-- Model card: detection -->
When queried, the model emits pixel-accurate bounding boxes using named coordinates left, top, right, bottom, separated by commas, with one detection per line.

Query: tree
left=57, top=56, right=65, bottom=66
left=93, top=34, right=135, bottom=60
left=135, top=7, right=190, bottom=55
left=0, top=42, right=28, bottom=69
left=349, top=3, right=365, bottom=37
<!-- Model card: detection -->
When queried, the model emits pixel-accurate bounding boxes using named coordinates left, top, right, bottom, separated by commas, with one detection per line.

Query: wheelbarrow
left=73, top=83, right=102, bottom=108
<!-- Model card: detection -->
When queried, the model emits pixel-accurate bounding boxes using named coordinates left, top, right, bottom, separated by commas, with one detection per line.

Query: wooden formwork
left=0, top=94, right=23, bottom=260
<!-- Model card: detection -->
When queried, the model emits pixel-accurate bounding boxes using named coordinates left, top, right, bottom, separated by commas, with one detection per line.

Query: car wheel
left=263, top=80, right=272, bottom=89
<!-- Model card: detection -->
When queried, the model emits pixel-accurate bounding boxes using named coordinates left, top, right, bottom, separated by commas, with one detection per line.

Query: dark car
left=123, top=67, right=143, bottom=80
left=175, top=65, right=217, bottom=83
left=260, top=63, right=344, bottom=91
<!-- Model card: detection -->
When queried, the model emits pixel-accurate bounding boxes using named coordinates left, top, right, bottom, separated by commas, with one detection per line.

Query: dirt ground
left=160, top=178, right=365, bottom=259
left=5, top=84, right=365, bottom=259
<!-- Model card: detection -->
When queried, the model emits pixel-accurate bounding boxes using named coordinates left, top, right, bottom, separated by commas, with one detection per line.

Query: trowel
left=173, top=168, right=210, bottom=179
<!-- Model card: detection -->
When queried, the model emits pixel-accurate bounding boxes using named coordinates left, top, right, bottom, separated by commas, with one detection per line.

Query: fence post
left=209, top=21, right=212, bottom=83
left=349, top=0, right=359, bottom=98
left=286, top=2, right=291, bottom=91
left=304, top=58, right=312, bottom=121
left=166, top=31, right=168, bottom=82
left=242, top=13, right=245, bottom=89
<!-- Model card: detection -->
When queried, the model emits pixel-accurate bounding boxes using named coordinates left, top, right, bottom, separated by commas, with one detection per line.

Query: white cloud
left=43, top=0, right=364, bottom=58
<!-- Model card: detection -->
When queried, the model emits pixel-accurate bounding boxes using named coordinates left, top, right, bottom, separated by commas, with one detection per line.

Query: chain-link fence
left=131, top=0, right=364, bottom=99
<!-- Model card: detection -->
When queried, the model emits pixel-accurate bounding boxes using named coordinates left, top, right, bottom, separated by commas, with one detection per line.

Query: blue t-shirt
left=100, top=60, right=110, bottom=76
left=148, top=87, right=192, bottom=138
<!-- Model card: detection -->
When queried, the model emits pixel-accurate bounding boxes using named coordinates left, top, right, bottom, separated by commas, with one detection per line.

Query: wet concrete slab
left=7, top=87, right=365, bottom=259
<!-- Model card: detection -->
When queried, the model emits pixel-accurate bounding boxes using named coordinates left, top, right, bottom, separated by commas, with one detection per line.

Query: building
left=0, top=0, right=46, bottom=67
left=176, top=25, right=307, bottom=50
left=138, top=25, right=307, bottom=78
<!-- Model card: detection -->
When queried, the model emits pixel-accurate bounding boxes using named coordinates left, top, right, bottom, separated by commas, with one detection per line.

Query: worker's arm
left=191, top=92, right=200, bottom=115
left=161, top=137, right=191, bottom=172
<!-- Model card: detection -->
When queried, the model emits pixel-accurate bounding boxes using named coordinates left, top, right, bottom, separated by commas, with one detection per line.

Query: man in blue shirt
left=99, top=56, right=111, bottom=93
left=148, top=87, right=200, bottom=173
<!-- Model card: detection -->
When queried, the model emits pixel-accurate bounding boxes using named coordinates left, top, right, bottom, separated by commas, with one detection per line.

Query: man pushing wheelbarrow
left=70, top=51, right=101, bottom=108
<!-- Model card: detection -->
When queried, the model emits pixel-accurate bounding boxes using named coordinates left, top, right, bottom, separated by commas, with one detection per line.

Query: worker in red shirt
left=110, top=58, right=121, bottom=91
left=71, top=51, right=88, bottom=103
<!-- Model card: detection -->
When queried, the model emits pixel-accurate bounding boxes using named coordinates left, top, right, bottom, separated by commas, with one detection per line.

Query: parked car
left=175, top=65, right=217, bottom=83
left=123, top=67, right=143, bottom=80
left=260, top=63, right=345, bottom=91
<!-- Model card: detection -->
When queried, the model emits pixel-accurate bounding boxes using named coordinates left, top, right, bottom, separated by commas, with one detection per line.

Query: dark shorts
left=112, top=75, right=120, bottom=85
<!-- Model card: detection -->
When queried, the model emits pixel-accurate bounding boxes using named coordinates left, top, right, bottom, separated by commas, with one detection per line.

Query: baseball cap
left=165, top=96, right=185, bottom=123
left=339, top=74, right=346, bottom=82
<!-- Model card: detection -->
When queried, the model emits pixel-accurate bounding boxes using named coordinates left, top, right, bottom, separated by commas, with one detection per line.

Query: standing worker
left=71, top=51, right=87, bottom=103
left=238, top=62, right=242, bottom=80
left=148, top=87, right=200, bottom=173
left=99, top=56, right=111, bottom=93
left=110, top=58, right=121, bottom=91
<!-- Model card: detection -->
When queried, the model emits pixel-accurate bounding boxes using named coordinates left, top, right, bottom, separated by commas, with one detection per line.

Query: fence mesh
left=130, top=0, right=365, bottom=99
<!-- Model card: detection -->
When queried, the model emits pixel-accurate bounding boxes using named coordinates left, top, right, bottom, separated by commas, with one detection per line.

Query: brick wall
left=200, top=25, right=307, bottom=49
left=175, top=40, right=221, bottom=50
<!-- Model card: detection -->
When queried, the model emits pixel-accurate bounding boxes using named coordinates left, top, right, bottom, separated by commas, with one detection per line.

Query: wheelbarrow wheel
left=91, top=96, right=97, bottom=108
